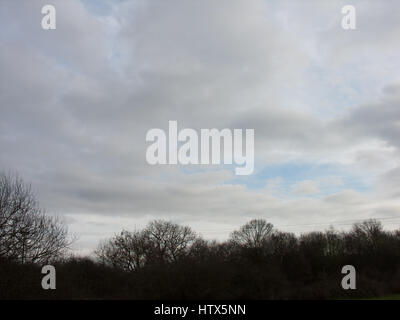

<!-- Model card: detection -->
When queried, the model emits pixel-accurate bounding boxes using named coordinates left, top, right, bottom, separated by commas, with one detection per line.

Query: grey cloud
left=341, top=84, right=400, bottom=149
left=1, top=0, right=400, bottom=253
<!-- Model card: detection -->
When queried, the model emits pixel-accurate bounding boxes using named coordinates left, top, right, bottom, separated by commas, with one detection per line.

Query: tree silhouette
left=0, top=173, right=71, bottom=264
left=230, top=219, right=274, bottom=249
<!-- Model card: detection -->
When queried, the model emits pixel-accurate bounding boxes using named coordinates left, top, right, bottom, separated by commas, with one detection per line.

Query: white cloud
left=291, top=180, right=320, bottom=195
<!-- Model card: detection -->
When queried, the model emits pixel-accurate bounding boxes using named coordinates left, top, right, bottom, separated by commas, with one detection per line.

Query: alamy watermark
left=41, top=5, right=56, bottom=30
left=41, top=265, right=56, bottom=290
left=146, top=121, right=254, bottom=175
left=341, top=265, right=356, bottom=290
left=39, top=4, right=356, bottom=32
left=341, top=5, right=356, bottom=30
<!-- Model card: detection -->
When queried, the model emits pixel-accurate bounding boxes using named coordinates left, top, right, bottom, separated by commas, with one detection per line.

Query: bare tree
left=95, top=229, right=149, bottom=271
left=0, top=173, right=71, bottom=264
left=230, top=219, right=274, bottom=248
left=345, top=219, right=385, bottom=254
left=144, top=220, right=197, bottom=263
left=95, top=220, right=198, bottom=270
left=271, top=231, right=297, bottom=257
left=352, top=219, right=383, bottom=240
left=324, top=228, right=345, bottom=256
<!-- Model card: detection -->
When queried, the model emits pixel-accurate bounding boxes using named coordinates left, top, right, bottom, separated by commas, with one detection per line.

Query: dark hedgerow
left=1, top=216, right=400, bottom=299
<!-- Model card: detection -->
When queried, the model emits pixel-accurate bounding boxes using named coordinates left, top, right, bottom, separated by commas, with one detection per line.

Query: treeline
left=1, top=173, right=400, bottom=299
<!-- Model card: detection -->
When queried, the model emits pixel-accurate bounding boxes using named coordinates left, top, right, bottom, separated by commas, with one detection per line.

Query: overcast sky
left=1, top=0, right=400, bottom=254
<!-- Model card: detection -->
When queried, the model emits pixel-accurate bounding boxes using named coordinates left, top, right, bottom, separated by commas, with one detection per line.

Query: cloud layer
left=1, top=0, right=400, bottom=253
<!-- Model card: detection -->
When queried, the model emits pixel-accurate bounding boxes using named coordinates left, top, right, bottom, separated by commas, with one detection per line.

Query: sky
left=1, top=0, right=400, bottom=254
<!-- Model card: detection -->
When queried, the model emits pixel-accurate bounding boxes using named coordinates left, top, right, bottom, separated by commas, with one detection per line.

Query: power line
left=193, top=216, right=400, bottom=234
